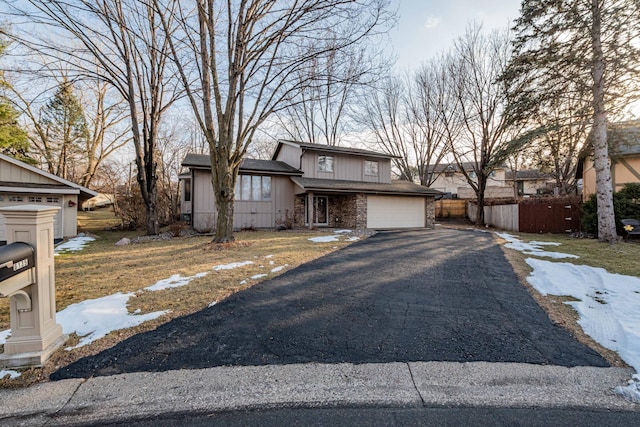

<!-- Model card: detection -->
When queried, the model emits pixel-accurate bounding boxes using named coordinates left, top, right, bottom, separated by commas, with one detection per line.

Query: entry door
left=306, top=196, right=328, bottom=225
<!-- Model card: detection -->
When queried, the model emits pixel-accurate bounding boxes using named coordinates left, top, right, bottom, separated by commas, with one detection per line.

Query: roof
left=0, top=153, right=97, bottom=199
left=291, top=177, right=443, bottom=197
left=182, top=154, right=302, bottom=176
left=428, top=162, right=507, bottom=173
left=505, top=170, right=554, bottom=181
left=273, top=140, right=398, bottom=160
left=607, top=120, right=640, bottom=157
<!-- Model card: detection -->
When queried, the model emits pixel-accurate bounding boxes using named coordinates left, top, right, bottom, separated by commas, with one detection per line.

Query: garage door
left=367, top=195, right=425, bottom=229
left=0, top=194, right=64, bottom=241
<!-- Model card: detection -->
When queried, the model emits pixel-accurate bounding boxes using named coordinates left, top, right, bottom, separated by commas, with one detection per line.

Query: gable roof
left=607, top=120, right=640, bottom=157
left=182, top=153, right=302, bottom=176
left=0, top=153, right=97, bottom=199
left=291, top=177, right=443, bottom=197
left=273, top=140, right=398, bottom=160
left=505, top=170, right=554, bottom=181
left=428, top=162, right=507, bottom=174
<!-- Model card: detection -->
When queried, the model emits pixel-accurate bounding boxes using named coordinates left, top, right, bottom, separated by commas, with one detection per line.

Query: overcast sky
left=388, top=0, right=522, bottom=70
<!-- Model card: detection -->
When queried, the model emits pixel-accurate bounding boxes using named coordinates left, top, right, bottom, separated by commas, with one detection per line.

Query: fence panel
left=518, top=202, right=581, bottom=233
left=435, top=199, right=467, bottom=218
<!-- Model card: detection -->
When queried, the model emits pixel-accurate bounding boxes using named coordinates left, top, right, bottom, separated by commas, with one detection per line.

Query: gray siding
left=192, top=170, right=295, bottom=231
left=300, top=152, right=391, bottom=183
left=0, top=161, right=58, bottom=185
left=274, top=144, right=302, bottom=169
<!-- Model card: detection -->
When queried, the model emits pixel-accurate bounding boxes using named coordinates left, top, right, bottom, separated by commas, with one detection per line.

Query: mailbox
left=0, top=242, right=36, bottom=312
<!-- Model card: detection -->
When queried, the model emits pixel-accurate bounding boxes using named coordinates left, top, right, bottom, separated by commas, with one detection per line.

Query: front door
left=306, top=195, right=328, bottom=225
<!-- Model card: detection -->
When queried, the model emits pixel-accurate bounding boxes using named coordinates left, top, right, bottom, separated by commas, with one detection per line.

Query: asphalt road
left=51, top=228, right=607, bottom=380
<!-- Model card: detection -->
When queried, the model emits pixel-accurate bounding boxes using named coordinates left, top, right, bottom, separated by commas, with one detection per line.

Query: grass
left=0, top=208, right=361, bottom=387
left=495, top=231, right=640, bottom=368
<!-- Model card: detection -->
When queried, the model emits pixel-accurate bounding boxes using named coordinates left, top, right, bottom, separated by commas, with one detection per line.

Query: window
left=317, top=155, right=333, bottom=172
left=29, top=196, right=42, bottom=203
left=183, top=179, right=191, bottom=202
left=234, top=175, right=271, bottom=201
left=365, top=160, right=378, bottom=176
left=9, top=196, right=23, bottom=202
left=46, top=197, right=60, bottom=204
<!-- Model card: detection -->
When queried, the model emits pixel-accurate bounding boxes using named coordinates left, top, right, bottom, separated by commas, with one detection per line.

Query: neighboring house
left=0, top=153, right=97, bottom=243
left=181, top=140, right=442, bottom=231
left=82, top=193, right=115, bottom=211
left=581, top=120, right=640, bottom=200
left=427, top=162, right=511, bottom=199
left=505, top=170, right=555, bottom=197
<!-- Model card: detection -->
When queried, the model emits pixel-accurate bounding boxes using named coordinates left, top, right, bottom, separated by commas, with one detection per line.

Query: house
left=181, top=140, right=442, bottom=231
left=428, top=162, right=512, bottom=199
left=0, top=153, right=97, bottom=243
left=581, top=120, right=640, bottom=199
left=505, top=170, right=555, bottom=197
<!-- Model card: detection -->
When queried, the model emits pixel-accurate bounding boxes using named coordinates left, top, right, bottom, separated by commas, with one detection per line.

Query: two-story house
left=180, top=140, right=442, bottom=231
left=428, top=162, right=512, bottom=199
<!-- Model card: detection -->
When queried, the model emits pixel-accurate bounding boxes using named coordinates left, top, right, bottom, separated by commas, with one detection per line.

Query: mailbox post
left=0, top=205, right=66, bottom=368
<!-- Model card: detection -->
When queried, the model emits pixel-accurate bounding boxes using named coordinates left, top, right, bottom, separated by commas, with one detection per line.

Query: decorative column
left=0, top=205, right=66, bottom=368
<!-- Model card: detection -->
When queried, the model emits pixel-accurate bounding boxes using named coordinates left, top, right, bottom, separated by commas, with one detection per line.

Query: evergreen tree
left=507, top=0, right=640, bottom=243
left=0, top=32, right=29, bottom=160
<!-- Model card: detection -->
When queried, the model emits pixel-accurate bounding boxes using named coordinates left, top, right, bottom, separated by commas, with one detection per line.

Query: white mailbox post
left=0, top=205, right=66, bottom=368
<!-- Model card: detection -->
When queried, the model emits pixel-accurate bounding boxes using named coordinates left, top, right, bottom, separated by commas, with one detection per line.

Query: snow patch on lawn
left=496, top=232, right=579, bottom=259
left=0, top=370, right=21, bottom=380
left=213, top=260, right=253, bottom=270
left=54, top=236, right=95, bottom=255
left=308, top=235, right=340, bottom=243
left=251, top=274, right=268, bottom=280
left=57, top=292, right=168, bottom=350
left=144, top=273, right=208, bottom=291
left=271, top=264, right=288, bottom=273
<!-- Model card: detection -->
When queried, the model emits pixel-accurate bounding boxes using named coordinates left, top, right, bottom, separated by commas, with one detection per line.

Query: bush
left=582, top=183, right=640, bottom=236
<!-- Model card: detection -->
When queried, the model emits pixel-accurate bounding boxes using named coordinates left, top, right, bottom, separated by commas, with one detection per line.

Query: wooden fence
left=468, top=198, right=582, bottom=233
left=435, top=199, right=467, bottom=218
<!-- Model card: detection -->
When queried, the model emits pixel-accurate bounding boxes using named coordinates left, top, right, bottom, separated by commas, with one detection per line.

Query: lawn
left=0, top=208, right=363, bottom=386
left=497, top=231, right=640, bottom=368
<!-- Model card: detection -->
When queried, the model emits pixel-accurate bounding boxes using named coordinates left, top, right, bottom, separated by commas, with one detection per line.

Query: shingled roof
left=182, top=154, right=302, bottom=175
left=273, top=140, right=398, bottom=160
left=291, top=177, right=442, bottom=197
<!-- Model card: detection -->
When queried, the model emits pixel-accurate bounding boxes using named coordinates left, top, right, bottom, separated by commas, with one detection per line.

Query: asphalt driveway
left=52, top=228, right=608, bottom=380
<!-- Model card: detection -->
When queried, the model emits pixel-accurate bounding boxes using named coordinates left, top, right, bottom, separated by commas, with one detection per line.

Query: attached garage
left=367, top=195, right=425, bottom=229
left=0, top=153, right=96, bottom=244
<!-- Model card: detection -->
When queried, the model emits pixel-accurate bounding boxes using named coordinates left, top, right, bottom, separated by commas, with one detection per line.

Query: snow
left=56, top=293, right=168, bottom=350
left=0, top=370, right=21, bottom=380
left=213, top=260, right=253, bottom=270
left=54, top=236, right=95, bottom=255
left=251, top=274, right=268, bottom=280
left=144, top=273, right=208, bottom=291
left=500, top=232, right=640, bottom=402
left=334, top=229, right=353, bottom=234
left=271, top=264, right=288, bottom=273
left=308, top=235, right=340, bottom=243
left=496, top=232, right=579, bottom=259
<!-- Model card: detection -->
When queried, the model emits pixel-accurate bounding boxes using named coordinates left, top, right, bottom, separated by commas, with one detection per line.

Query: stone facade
left=425, top=196, right=435, bottom=229
left=355, top=193, right=367, bottom=229
left=293, top=193, right=368, bottom=229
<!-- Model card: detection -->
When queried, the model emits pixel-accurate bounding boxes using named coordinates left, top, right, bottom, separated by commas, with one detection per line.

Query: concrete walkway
left=1, top=362, right=637, bottom=425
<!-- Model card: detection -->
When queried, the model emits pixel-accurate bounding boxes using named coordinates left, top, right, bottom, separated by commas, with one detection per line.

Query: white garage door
left=0, top=194, right=64, bottom=241
left=367, top=195, right=425, bottom=229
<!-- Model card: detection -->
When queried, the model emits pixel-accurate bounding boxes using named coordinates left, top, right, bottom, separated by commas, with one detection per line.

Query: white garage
left=0, top=153, right=96, bottom=243
left=367, top=195, right=425, bottom=229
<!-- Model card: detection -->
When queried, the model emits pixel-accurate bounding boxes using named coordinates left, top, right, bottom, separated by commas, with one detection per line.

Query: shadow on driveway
left=52, top=229, right=608, bottom=380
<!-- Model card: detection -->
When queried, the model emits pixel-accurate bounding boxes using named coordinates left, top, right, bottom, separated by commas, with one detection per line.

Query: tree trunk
left=591, top=0, right=617, bottom=244
left=475, top=173, right=487, bottom=226
left=211, top=153, right=237, bottom=243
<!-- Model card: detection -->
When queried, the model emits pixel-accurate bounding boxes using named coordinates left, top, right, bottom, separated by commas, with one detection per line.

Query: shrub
left=582, top=183, right=640, bottom=236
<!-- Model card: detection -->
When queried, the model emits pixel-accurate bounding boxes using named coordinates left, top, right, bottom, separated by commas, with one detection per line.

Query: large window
left=365, top=160, right=378, bottom=176
left=235, top=175, right=271, bottom=201
left=318, top=155, right=334, bottom=172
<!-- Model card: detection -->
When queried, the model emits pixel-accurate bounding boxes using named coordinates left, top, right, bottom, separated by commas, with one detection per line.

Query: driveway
left=52, top=228, right=607, bottom=379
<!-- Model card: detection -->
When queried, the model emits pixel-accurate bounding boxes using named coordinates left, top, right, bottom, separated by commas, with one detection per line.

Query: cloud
left=424, top=16, right=441, bottom=29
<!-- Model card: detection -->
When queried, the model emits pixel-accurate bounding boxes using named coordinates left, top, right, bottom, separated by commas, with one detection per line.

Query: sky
left=388, top=0, right=522, bottom=70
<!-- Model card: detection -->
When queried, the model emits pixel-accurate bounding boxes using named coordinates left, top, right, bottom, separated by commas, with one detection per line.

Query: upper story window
left=235, top=175, right=271, bottom=201
left=364, top=160, right=379, bottom=177
left=183, top=178, right=191, bottom=202
left=317, top=155, right=334, bottom=172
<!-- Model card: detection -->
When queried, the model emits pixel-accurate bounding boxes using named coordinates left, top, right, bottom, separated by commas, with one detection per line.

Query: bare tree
left=5, top=0, right=181, bottom=235
left=157, top=0, right=393, bottom=242
left=444, top=26, right=529, bottom=226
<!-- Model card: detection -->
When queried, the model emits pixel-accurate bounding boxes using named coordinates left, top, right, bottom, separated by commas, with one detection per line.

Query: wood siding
left=300, top=152, right=391, bottom=183
left=274, top=144, right=302, bottom=169
left=191, top=170, right=295, bottom=231
left=0, top=160, right=60, bottom=185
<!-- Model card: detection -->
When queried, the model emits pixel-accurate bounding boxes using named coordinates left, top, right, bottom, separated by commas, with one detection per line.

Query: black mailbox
left=0, top=242, right=35, bottom=283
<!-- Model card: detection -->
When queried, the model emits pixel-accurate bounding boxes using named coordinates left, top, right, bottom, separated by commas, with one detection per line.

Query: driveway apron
left=52, top=228, right=608, bottom=379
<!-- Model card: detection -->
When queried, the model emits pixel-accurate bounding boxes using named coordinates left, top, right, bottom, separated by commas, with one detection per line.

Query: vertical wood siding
left=0, top=160, right=59, bottom=185
left=300, top=152, right=391, bottom=183
left=274, top=144, right=302, bottom=169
